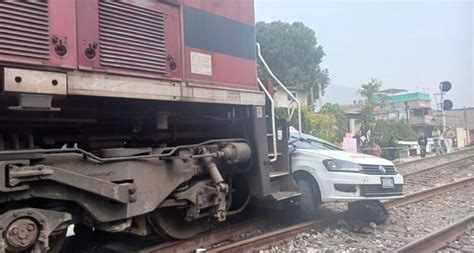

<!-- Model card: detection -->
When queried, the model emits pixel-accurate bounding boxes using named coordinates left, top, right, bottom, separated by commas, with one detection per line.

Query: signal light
left=437, top=81, right=453, bottom=129
left=439, top=81, right=452, bottom=92
left=438, top=81, right=453, bottom=111
left=443, top=100, right=453, bottom=111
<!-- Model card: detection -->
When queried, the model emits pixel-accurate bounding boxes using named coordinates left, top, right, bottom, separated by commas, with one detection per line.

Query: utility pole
left=404, top=101, right=410, bottom=125
left=434, top=81, right=453, bottom=131
left=464, top=106, right=468, bottom=131
left=318, top=82, right=324, bottom=110
left=464, top=106, right=469, bottom=145
left=441, top=92, right=446, bottom=131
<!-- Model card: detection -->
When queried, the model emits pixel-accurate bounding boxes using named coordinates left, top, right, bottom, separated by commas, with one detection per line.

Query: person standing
left=365, top=127, right=372, bottom=143
left=443, top=127, right=455, bottom=153
left=418, top=132, right=428, bottom=158
left=432, top=127, right=443, bottom=154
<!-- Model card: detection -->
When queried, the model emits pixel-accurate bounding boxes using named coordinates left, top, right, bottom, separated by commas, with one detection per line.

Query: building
left=274, top=86, right=311, bottom=108
left=435, top=107, right=474, bottom=144
left=378, top=90, right=437, bottom=134
left=342, top=89, right=437, bottom=135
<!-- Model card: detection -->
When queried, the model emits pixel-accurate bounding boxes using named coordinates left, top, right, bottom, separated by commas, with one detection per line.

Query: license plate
left=381, top=177, right=395, bottom=188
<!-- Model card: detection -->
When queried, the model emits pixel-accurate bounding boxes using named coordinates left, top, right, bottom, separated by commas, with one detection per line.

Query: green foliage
left=372, top=120, right=418, bottom=144
left=371, top=120, right=418, bottom=159
left=303, top=111, right=336, bottom=142
left=256, top=21, right=330, bottom=97
left=359, top=78, right=382, bottom=102
left=358, top=78, right=386, bottom=126
left=276, top=108, right=338, bottom=143
left=320, top=103, right=348, bottom=141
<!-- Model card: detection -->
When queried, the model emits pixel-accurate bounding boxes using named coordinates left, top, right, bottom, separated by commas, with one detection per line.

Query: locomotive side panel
left=0, top=0, right=77, bottom=68
left=183, top=0, right=258, bottom=90
left=76, top=0, right=182, bottom=80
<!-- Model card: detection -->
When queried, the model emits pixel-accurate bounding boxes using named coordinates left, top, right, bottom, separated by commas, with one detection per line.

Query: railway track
left=402, top=155, right=474, bottom=194
left=209, top=177, right=474, bottom=252
left=395, top=147, right=474, bottom=175
left=141, top=216, right=276, bottom=253
left=206, top=148, right=474, bottom=251
left=140, top=207, right=342, bottom=252
left=402, top=155, right=474, bottom=178
left=396, top=215, right=474, bottom=253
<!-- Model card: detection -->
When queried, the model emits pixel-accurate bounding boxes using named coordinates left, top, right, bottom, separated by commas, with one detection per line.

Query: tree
left=276, top=108, right=337, bottom=143
left=359, top=78, right=382, bottom=102
left=320, top=103, right=348, bottom=141
left=256, top=21, right=330, bottom=99
left=358, top=78, right=386, bottom=126
left=371, top=120, right=418, bottom=159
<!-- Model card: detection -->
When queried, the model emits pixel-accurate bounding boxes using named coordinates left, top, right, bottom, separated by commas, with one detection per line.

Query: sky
left=255, top=0, right=474, bottom=108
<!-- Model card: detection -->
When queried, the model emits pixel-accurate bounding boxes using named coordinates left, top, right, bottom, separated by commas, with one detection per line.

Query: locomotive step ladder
left=265, top=116, right=301, bottom=204
left=256, top=43, right=302, bottom=207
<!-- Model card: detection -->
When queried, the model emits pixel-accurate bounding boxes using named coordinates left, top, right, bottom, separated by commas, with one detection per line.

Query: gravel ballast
left=437, top=227, right=474, bottom=253
left=396, top=149, right=474, bottom=175
left=265, top=183, right=474, bottom=252
left=404, top=160, right=474, bottom=194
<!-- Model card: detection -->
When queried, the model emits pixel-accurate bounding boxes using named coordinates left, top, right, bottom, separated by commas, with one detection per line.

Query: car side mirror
left=288, top=138, right=303, bottom=145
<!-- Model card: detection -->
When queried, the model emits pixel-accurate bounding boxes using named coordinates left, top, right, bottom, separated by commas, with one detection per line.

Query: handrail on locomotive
left=256, top=43, right=303, bottom=140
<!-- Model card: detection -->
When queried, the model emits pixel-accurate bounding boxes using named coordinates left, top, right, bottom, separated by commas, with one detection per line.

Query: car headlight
left=323, top=159, right=363, bottom=172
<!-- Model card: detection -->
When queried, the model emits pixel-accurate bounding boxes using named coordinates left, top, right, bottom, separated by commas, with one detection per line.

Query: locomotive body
left=0, top=0, right=299, bottom=251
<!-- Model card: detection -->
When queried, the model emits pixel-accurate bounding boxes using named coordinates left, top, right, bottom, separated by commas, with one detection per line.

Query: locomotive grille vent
left=0, top=0, right=50, bottom=59
left=98, top=1, right=167, bottom=74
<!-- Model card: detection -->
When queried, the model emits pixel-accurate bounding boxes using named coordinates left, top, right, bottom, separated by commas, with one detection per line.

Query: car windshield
left=290, top=136, right=341, bottom=150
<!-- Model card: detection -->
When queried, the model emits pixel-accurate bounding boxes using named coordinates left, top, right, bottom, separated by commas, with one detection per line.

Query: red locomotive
left=0, top=0, right=299, bottom=251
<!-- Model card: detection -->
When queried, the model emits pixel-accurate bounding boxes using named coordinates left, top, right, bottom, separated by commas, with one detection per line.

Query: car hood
left=298, top=149, right=394, bottom=166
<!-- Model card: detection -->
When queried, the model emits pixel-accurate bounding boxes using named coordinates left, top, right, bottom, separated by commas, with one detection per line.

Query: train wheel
left=47, top=228, right=68, bottom=253
left=5, top=218, right=39, bottom=252
left=147, top=208, right=211, bottom=240
left=4, top=220, right=67, bottom=253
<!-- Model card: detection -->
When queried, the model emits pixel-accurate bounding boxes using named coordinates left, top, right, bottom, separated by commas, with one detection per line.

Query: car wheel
left=296, top=179, right=321, bottom=218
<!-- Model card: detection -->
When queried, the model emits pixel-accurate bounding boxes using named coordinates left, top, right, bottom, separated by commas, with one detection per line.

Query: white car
left=290, top=133, right=404, bottom=217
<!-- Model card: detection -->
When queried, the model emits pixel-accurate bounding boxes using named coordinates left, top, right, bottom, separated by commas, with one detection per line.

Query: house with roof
left=342, top=89, right=437, bottom=135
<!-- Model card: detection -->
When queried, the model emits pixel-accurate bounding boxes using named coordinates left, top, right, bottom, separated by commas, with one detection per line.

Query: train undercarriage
left=0, top=94, right=284, bottom=251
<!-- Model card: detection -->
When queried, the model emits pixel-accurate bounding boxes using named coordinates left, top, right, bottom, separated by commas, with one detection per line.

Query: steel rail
left=395, top=215, right=473, bottom=253
left=402, top=155, right=474, bottom=179
left=145, top=216, right=275, bottom=253
left=384, top=177, right=473, bottom=208
left=395, top=146, right=474, bottom=168
left=209, top=178, right=474, bottom=253
left=207, top=213, right=346, bottom=253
